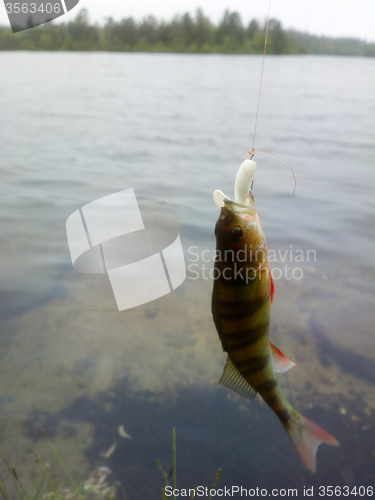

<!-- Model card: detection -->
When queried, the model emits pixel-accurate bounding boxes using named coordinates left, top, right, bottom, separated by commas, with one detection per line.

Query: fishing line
left=249, top=0, right=296, bottom=198
left=249, top=150, right=296, bottom=199
left=252, top=0, right=272, bottom=152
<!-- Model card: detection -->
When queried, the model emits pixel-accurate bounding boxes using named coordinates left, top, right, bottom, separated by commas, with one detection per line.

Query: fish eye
left=232, top=226, right=244, bottom=243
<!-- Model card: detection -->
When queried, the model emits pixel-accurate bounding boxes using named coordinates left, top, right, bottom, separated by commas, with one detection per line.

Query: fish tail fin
left=286, top=413, right=339, bottom=473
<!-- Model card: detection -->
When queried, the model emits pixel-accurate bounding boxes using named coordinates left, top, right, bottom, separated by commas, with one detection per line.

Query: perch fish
left=212, top=159, right=339, bottom=472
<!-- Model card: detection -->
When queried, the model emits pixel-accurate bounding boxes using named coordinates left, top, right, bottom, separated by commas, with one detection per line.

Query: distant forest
left=1, top=8, right=374, bottom=56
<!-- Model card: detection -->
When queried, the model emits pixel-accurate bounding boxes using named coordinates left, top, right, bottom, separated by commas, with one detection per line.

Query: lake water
left=0, top=52, right=374, bottom=496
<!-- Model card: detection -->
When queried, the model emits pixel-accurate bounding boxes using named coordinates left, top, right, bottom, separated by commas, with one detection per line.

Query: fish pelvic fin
left=219, top=356, right=257, bottom=401
left=269, top=341, right=295, bottom=373
left=287, top=414, right=339, bottom=473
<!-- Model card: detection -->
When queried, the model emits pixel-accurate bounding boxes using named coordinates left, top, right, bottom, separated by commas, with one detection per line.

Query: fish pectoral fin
left=269, top=341, right=296, bottom=373
left=257, top=267, right=272, bottom=306
left=219, top=356, right=257, bottom=400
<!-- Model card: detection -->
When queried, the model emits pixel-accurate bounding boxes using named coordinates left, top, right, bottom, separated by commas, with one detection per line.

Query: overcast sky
left=1, top=0, right=374, bottom=42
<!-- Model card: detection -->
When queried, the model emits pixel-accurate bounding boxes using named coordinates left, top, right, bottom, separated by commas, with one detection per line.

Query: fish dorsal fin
left=269, top=341, right=296, bottom=373
left=219, top=357, right=257, bottom=400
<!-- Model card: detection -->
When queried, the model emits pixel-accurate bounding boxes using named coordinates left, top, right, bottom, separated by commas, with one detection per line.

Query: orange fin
left=269, top=341, right=295, bottom=373
left=287, top=414, right=339, bottom=473
left=255, top=213, right=273, bottom=304
left=258, top=267, right=272, bottom=305
left=270, top=270, right=274, bottom=304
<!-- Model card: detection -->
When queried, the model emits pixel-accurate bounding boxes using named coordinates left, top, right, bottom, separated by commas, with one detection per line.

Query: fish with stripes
left=211, top=159, right=339, bottom=472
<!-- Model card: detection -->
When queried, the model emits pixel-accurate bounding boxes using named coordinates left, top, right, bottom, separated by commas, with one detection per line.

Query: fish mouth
left=222, top=198, right=257, bottom=228
left=223, top=196, right=257, bottom=216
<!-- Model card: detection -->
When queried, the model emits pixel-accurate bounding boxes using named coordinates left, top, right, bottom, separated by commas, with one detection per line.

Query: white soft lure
left=213, top=159, right=257, bottom=208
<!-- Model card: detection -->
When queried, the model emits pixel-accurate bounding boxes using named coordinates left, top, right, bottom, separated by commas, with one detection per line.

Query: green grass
left=1, top=428, right=221, bottom=500
left=0, top=435, right=119, bottom=500
left=157, top=428, right=222, bottom=500
left=0, top=438, right=88, bottom=500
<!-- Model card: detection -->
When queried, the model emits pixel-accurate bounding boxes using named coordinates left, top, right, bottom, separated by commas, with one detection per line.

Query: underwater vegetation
left=2, top=379, right=372, bottom=499
left=0, top=437, right=119, bottom=500
left=0, top=429, right=224, bottom=500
